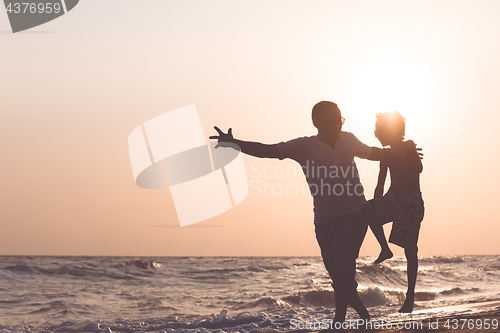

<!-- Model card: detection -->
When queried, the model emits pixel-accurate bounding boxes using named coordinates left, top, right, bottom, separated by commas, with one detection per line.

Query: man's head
left=312, top=101, right=344, bottom=134
left=374, top=111, right=406, bottom=146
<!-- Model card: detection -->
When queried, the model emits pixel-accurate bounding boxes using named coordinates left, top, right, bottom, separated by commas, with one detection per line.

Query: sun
left=344, top=50, right=436, bottom=136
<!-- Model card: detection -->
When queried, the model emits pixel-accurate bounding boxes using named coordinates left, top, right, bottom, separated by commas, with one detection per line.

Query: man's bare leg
left=348, top=290, right=370, bottom=320
left=333, top=288, right=348, bottom=323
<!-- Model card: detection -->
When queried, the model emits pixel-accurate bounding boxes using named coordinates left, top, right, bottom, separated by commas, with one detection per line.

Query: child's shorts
left=363, top=188, right=424, bottom=252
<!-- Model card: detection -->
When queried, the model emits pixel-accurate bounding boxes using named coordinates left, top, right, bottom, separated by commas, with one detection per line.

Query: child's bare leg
left=362, top=206, right=393, bottom=264
left=370, top=224, right=393, bottom=264
left=399, top=248, right=418, bottom=313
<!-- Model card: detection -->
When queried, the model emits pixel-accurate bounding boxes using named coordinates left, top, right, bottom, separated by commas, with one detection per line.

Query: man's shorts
left=363, top=188, right=424, bottom=252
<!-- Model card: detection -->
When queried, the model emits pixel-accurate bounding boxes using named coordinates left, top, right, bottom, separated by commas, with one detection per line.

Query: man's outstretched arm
left=367, top=147, right=385, bottom=161
left=366, top=146, right=423, bottom=161
left=209, top=126, right=280, bottom=159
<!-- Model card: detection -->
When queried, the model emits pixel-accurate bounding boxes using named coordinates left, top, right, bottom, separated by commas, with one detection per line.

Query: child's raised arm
left=374, top=160, right=388, bottom=198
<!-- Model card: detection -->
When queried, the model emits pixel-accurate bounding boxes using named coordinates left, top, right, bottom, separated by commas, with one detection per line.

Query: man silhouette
left=210, top=101, right=387, bottom=324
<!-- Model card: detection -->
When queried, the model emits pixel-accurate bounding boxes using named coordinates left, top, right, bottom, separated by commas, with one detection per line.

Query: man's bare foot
left=399, top=293, right=414, bottom=313
left=374, top=249, right=393, bottom=264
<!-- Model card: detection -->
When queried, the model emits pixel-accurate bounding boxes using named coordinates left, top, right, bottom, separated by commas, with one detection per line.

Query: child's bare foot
left=399, top=293, right=414, bottom=313
left=374, top=249, right=393, bottom=264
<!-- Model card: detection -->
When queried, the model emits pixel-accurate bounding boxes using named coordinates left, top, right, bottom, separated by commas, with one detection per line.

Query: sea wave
left=15, top=310, right=282, bottom=333
left=419, top=256, right=465, bottom=264
left=229, top=285, right=486, bottom=313
left=1, top=264, right=40, bottom=275
left=0, top=259, right=165, bottom=281
left=359, top=286, right=483, bottom=306
left=356, top=263, right=407, bottom=286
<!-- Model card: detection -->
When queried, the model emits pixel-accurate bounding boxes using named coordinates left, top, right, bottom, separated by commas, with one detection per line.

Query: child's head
left=374, top=111, right=406, bottom=146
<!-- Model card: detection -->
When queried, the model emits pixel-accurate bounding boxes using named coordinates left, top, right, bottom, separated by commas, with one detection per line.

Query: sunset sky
left=1, top=0, right=499, bottom=257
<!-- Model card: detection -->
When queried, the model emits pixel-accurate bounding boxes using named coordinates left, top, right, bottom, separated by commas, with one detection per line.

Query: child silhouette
left=362, top=111, right=424, bottom=313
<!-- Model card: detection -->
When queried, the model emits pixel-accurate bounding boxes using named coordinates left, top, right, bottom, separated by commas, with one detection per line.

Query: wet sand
left=297, top=310, right=500, bottom=333
left=291, top=302, right=500, bottom=333
left=350, top=310, right=500, bottom=332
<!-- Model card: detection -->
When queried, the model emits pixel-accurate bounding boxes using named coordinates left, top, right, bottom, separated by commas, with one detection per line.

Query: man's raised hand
left=209, top=126, right=235, bottom=148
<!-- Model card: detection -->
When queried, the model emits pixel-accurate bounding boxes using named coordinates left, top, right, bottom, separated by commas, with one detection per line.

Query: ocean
left=0, top=255, right=499, bottom=332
